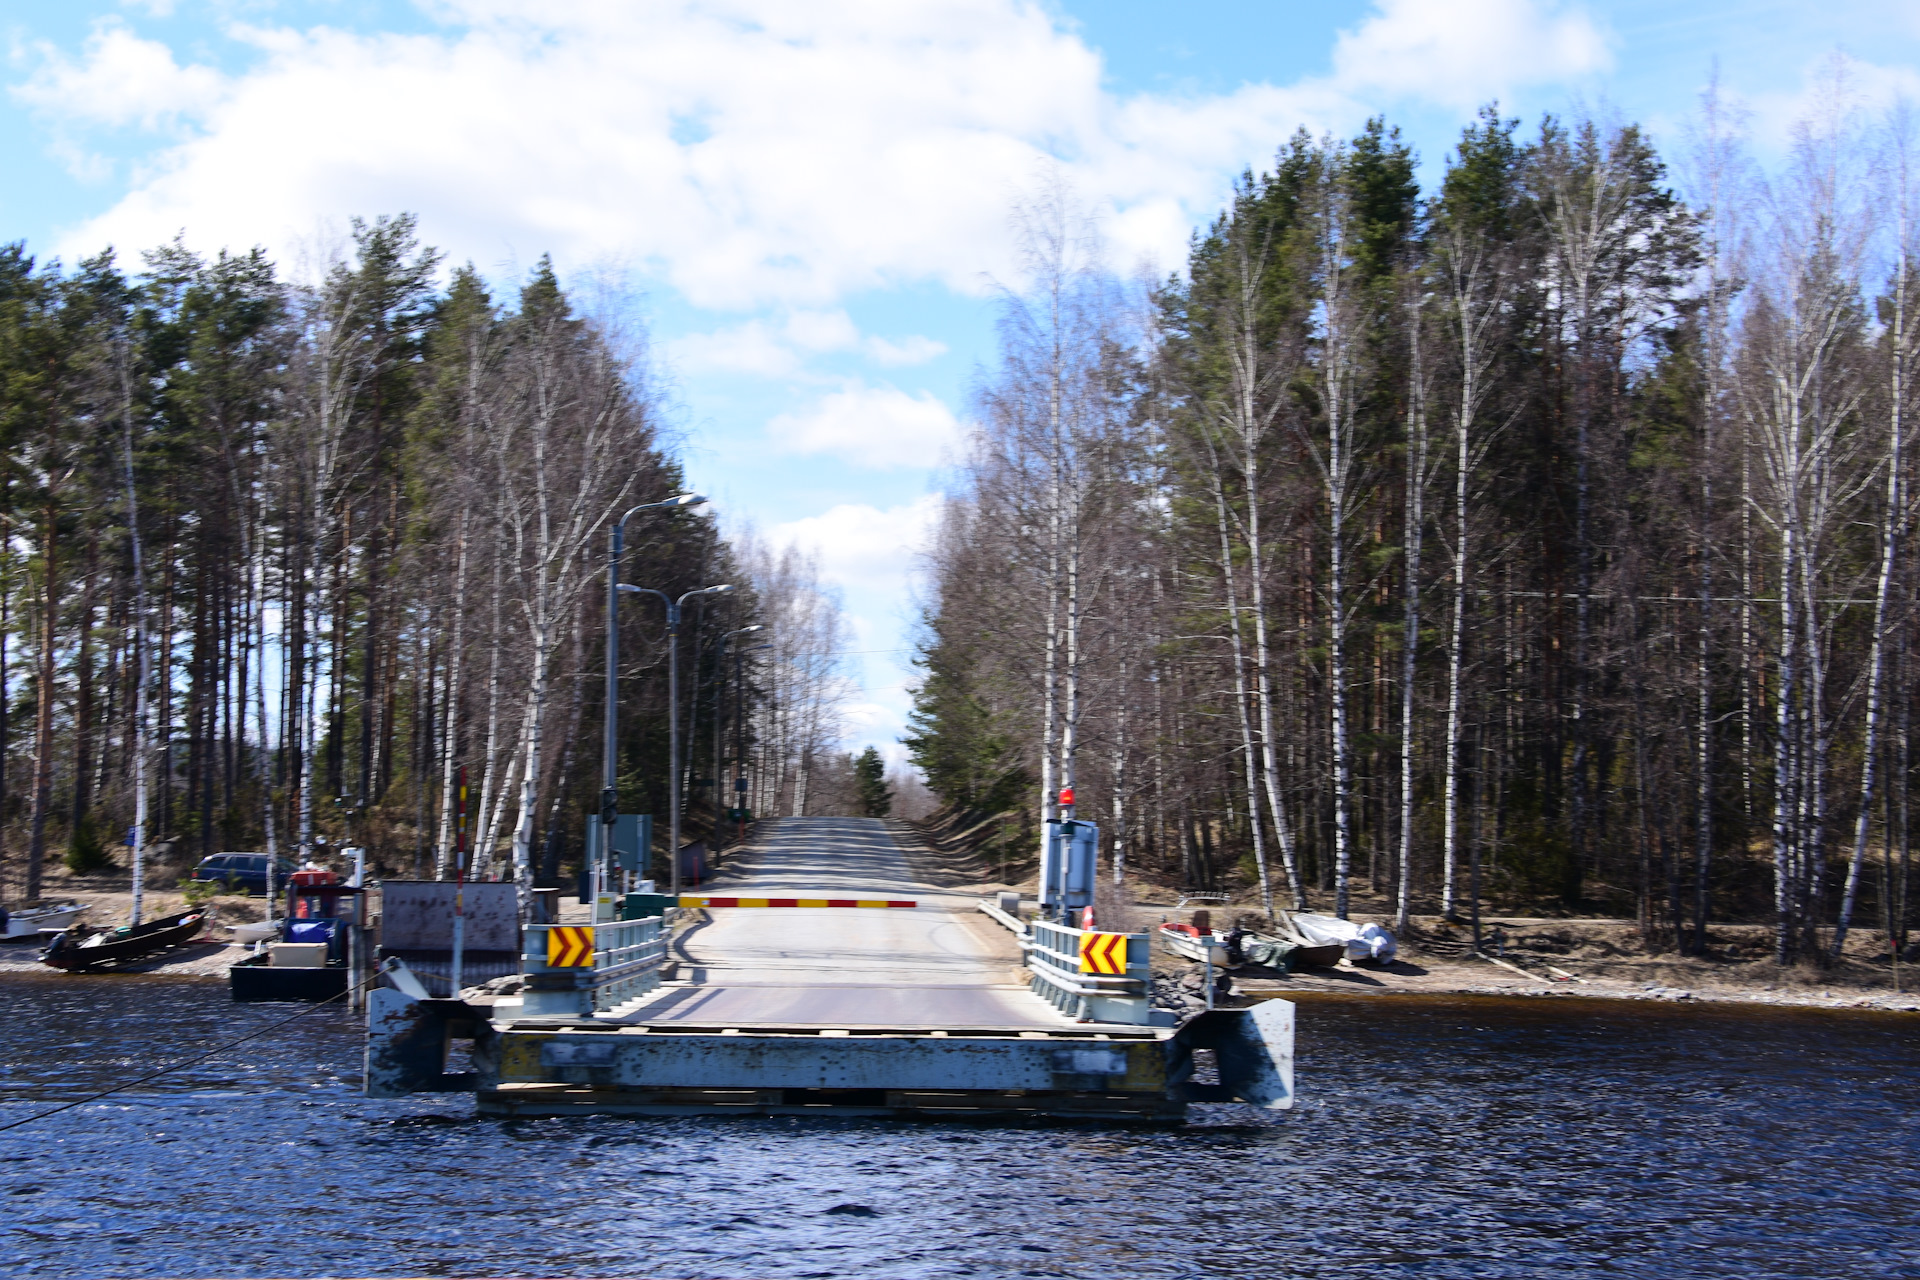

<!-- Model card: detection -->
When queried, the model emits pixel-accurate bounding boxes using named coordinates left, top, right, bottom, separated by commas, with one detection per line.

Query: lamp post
left=735, top=642, right=772, bottom=844
left=625, top=582, right=733, bottom=896
left=603, top=494, right=705, bottom=904
left=714, top=625, right=765, bottom=850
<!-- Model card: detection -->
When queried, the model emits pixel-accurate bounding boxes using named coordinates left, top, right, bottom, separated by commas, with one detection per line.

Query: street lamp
left=602, top=494, right=705, bottom=904
left=734, top=641, right=773, bottom=846
left=624, top=582, right=734, bottom=896
left=714, top=625, right=765, bottom=850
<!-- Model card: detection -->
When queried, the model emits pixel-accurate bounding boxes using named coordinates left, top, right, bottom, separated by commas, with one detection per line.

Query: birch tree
left=1833, top=102, right=1920, bottom=958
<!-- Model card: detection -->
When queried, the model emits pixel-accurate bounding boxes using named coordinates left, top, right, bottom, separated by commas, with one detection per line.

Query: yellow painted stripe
left=797, top=898, right=828, bottom=907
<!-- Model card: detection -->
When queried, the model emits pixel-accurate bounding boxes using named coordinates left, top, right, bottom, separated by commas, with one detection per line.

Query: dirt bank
left=1138, top=909, right=1920, bottom=1014
left=899, top=817, right=1919, bottom=1014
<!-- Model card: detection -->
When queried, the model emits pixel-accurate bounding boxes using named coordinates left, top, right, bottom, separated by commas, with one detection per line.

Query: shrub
left=64, top=813, right=115, bottom=876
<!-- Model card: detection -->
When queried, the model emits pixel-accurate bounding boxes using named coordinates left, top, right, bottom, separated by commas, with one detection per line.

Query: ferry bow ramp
left=365, top=817, right=1292, bottom=1120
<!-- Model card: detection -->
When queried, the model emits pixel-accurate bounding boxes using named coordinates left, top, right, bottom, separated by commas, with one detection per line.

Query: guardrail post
left=520, top=925, right=587, bottom=1017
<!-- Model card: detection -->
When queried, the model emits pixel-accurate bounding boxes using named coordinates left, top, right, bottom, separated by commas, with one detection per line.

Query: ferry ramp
left=629, top=817, right=1073, bottom=1030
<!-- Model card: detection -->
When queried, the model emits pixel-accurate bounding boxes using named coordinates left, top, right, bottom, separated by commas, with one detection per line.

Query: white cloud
left=771, top=495, right=941, bottom=596
left=1327, top=0, right=1612, bottom=113
left=866, top=334, right=948, bottom=366
left=13, top=20, right=222, bottom=134
left=667, top=310, right=947, bottom=377
left=770, top=495, right=939, bottom=753
left=767, top=383, right=961, bottom=469
left=784, top=309, right=862, bottom=353
left=1741, top=50, right=1920, bottom=162
left=666, top=321, right=801, bottom=377
left=22, top=0, right=1617, bottom=307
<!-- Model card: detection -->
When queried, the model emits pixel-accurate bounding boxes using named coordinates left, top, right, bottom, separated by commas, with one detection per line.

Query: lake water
left=1, top=974, right=1915, bottom=1279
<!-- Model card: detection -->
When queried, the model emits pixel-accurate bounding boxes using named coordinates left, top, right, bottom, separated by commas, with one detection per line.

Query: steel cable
left=0, top=970, right=382, bottom=1135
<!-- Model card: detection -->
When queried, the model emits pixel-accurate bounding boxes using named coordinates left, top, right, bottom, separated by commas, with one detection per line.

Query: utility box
left=585, top=814, right=653, bottom=874
left=621, top=893, right=675, bottom=920
left=1039, top=820, right=1098, bottom=919
left=269, top=942, right=329, bottom=968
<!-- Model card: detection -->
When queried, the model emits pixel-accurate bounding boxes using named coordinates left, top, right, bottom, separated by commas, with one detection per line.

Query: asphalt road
left=622, top=817, right=1070, bottom=1029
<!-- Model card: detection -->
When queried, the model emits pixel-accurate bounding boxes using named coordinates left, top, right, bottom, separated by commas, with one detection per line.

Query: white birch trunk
left=1834, top=133, right=1915, bottom=956
left=1212, top=462, right=1275, bottom=920
left=434, top=512, right=469, bottom=878
left=1398, top=302, right=1431, bottom=934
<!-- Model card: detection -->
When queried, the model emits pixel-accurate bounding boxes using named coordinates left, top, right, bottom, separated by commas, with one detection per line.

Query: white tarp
left=1289, top=913, right=1397, bottom=962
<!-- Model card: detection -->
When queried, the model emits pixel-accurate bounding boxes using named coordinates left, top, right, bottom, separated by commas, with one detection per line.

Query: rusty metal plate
left=378, top=881, right=520, bottom=950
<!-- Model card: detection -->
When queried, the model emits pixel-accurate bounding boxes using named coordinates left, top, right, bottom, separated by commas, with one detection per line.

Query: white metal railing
left=976, top=899, right=1028, bottom=935
left=522, top=916, right=668, bottom=1014
left=1025, top=918, right=1154, bottom=1025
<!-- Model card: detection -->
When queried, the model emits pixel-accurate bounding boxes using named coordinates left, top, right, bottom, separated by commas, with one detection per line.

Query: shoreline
left=6, top=937, right=1915, bottom=1017
left=1216, top=959, right=1920, bottom=1014
left=901, top=824, right=1919, bottom=1016
left=1152, top=935, right=1920, bottom=1014
left=12, top=855, right=1915, bottom=1014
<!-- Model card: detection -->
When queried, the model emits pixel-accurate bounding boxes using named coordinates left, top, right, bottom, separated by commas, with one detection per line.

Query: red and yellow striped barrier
left=678, top=895, right=916, bottom=909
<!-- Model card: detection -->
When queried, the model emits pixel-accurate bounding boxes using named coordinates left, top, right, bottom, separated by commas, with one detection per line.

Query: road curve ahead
left=619, top=817, right=1072, bottom=1030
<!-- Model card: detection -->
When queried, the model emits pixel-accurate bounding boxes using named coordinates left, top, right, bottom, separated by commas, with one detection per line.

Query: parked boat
left=1239, top=928, right=1344, bottom=971
left=39, top=910, right=207, bottom=971
left=1156, top=920, right=1344, bottom=971
left=230, top=950, right=349, bottom=1002
left=1, top=902, right=87, bottom=941
left=1157, top=922, right=1225, bottom=964
left=228, top=874, right=363, bottom=1002
left=1290, top=912, right=1398, bottom=962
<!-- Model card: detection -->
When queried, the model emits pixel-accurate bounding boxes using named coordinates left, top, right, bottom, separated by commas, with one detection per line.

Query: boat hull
left=3, top=904, right=87, bottom=940
left=1158, top=927, right=1221, bottom=964
left=230, top=954, right=350, bottom=1002
left=40, top=911, right=206, bottom=971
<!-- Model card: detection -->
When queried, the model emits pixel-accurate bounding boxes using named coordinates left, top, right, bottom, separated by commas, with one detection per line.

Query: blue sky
left=6, top=0, right=1920, bottom=762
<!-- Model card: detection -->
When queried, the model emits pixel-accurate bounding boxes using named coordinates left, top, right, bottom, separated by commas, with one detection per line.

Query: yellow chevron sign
left=546, top=925, right=595, bottom=968
left=1079, top=931, right=1129, bottom=975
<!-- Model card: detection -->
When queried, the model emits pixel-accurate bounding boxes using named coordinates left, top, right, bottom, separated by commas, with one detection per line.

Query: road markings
left=678, top=896, right=917, bottom=909
left=1079, top=931, right=1129, bottom=975
left=546, top=925, right=595, bottom=967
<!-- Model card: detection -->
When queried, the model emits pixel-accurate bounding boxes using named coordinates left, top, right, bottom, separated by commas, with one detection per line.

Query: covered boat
left=40, top=909, right=207, bottom=971
left=1157, top=918, right=1345, bottom=971
left=1290, top=913, right=1398, bottom=962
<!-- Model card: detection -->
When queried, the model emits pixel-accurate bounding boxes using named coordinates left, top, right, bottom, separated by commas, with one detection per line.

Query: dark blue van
left=188, top=853, right=295, bottom=896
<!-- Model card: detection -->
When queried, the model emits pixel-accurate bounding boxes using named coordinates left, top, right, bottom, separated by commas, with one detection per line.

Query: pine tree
left=854, top=747, right=891, bottom=818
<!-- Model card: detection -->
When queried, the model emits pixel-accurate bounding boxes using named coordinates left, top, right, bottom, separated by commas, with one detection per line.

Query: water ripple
left=0, top=975, right=1915, bottom=1279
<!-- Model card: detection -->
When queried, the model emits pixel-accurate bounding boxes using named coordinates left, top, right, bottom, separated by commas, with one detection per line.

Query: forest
left=909, top=93, right=1920, bottom=964
left=0, top=215, right=857, bottom=913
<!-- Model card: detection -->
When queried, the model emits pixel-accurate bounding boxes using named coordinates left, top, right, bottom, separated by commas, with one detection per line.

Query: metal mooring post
left=348, top=916, right=366, bottom=1013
